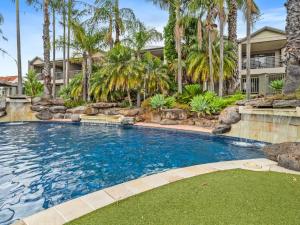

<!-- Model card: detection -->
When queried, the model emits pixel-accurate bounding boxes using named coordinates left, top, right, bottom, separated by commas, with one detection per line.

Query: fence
left=241, top=77, right=259, bottom=94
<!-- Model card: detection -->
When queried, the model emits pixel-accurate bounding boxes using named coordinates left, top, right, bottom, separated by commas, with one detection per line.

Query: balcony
left=37, top=70, right=81, bottom=83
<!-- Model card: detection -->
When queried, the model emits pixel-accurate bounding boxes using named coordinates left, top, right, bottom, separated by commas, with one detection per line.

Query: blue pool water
left=0, top=122, right=265, bottom=224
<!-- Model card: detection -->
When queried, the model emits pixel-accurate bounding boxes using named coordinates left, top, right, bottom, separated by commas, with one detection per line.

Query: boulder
left=49, top=98, right=65, bottom=106
left=263, top=142, right=300, bottom=171
left=161, top=109, right=187, bottom=120
left=99, top=108, right=120, bottom=115
left=135, top=115, right=145, bottom=122
left=195, top=118, right=217, bottom=128
left=278, top=152, right=300, bottom=171
left=0, top=111, right=6, bottom=117
left=150, top=111, right=162, bottom=123
left=31, top=97, right=42, bottom=105
left=121, top=117, right=135, bottom=125
left=31, top=105, right=49, bottom=112
left=64, top=113, right=72, bottom=119
left=66, top=106, right=87, bottom=114
left=273, top=100, right=300, bottom=108
left=212, top=124, right=231, bottom=135
left=36, top=110, right=53, bottom=120
left=160, top=119, right=179, bottom=125
left=118, top=108, right=142, bottom=117
left=53, top=113, right=65, bottom=119
left=71, top=114, right=81, bottom=122
left=91, top=102, right=119, bottom=109
left=263, top=142, right=300, bottom=161
left=283, top=64, right=300, bottom=94
left=252, top=99, right=274, bottom=108
left=84, top=107, right=99, bottom=115
left=218, top=106, right=241, bottom=125
left=49, top=106, right=67, bottom=114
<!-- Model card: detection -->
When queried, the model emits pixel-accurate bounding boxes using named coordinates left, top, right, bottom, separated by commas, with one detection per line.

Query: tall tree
left=284, top=0, right=300, bottom=94
left=66, top=0, right=72, bottom=85
left=71, top=21, right=102, bottom=101
left=245, top=0, right=259, bottom=100
left=16, top=0, right=23, bottom=95
left=217, top=0, right=225, bottom=97
left=227, top=0, right=238, bottom=93
left=149, top=0, right=187, bottom=94
left=62, top=0, right=67, bottom=85
left=43, top=0, right=52, bottom=98
left=164, top=5, right=177, bottom=63
left=93, top=0, right=136, bottom=49
left=124, top=22, right=162, bottom=106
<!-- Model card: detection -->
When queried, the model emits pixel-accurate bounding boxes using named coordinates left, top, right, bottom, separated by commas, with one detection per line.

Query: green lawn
left=67, top=170, right=300, bottom=225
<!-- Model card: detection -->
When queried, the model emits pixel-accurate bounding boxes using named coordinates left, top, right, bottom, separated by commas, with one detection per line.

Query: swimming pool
left=0, top=122, right=265, bottom=224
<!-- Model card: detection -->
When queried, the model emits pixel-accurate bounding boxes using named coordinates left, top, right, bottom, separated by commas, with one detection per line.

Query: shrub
left=141, top=98, right=151, bottom=109
left=177, top=84, right=202, bottom=104
left=24, top=69, right=44, bottom=97
left=270, top=79, right=284, bottom=93
left=150, top=94, right=176, bottom=110
left=190, top=95, right=210, bottom=116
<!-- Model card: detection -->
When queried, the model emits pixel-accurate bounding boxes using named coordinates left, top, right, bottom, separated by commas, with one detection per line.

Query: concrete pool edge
left=13, top=159, right=300, bottom=225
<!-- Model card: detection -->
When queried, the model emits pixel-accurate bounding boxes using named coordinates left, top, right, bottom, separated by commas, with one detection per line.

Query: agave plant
left=270, top=79, right=284, bottom=93
left=150, top=94, right=176, bottom=110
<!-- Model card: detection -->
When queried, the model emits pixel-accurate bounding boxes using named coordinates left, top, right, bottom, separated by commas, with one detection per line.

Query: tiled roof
left=0, top=76, right=18, bottom=83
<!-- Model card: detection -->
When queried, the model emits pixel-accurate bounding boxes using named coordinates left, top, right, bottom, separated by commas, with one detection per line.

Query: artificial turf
left=67, top=170, right=300, bottom=225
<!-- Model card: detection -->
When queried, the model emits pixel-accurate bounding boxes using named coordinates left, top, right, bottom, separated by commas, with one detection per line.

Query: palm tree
left=142, top=52, right=170, bottom=97
left=15, top=0, right=23, bottom=95
left=187, top=33, right=236, bottom=86
left=50, top=0, right=62, bottom=98
left=71, top=21, right=102, bottom=101
left=216, top=0, right=225, bottom=97
left=284, top=0, right=300, bottom=94
left=245, top=0, right=259, bottom=100
left=93, top=0, right=136, bottom=49
left=43, top=0, right=52, bottom=99
left=100, top=44, right=143, bottom=107
left=149, top=0, right=187, bottom=94
left=123, top=21, right=162, bottom=106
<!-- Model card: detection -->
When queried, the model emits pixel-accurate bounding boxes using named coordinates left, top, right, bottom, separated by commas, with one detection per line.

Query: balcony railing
left=37, top=70, right=81, bottom=81
left=242, top=56, right=283, bottom=70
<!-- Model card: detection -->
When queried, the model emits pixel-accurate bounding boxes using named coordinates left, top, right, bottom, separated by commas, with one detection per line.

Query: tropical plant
left=187, top=35, right=236, bottom=88
left=123, top=21, right=162, bottom=106
left=93, top=0, right=136, bottom=48
left=43, top=0, right=52, bottom=99
left=24, top=69, right=44, bottom=97
left=149, top=0, right=187, bottom=94
left=142, top=52, right=170, bottom=99
left=100, top=44, right=143, bottom=107
left=190, top=95, right=210, bottom=116
left=164, top=5, right=177, bottom=62
left=284, top=0, right=300, bottom=94
left=178, top=83, right=202, bottom=103
left=71, top=21, right=102, bottom=101
left=150, top=94, right=175, bottom=110
left=270, top=79, right=284, bottom=93
left=59, top=73, right=83, bottom=100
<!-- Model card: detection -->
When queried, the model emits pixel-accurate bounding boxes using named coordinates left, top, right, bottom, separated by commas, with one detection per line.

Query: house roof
left=0, top=76, right=18, bottom=83
left=238, top=26, right=286, bottom=43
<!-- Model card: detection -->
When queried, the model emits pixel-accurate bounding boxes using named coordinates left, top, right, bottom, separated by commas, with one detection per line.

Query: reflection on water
left=0, top=122, right=265, bottom=224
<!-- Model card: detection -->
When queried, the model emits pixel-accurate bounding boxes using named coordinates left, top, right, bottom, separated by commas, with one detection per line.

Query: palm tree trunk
left=63, top=0, right=67, bottom=85
left=87, top=55, right=93, bottom=102
left=127, top=86, right=132, bottom=107
left=227, top=0, right=239, bottom=94
left=284, top=0, right=300, bottom=94
left=16, top=0, right=23, bottom=95
left=246, top=0, right=252, bottom=100
left=175, top=5, right=182, bottom=94
left=208, top=30, right=214, bottom=92
left=43, top=0, right=52, bottom=99
left=66, top=0, right=71, bottom=85
left=219, top=8, right=224, bottom=97
left=114, top=0, right=121, bottom=44
left=52, top=6, right=56, bottom=98
left=82, top=52, right=88, bottom=101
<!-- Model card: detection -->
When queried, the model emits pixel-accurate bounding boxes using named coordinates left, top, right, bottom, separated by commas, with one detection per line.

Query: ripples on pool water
left=0, top=122, right=265, bottom=224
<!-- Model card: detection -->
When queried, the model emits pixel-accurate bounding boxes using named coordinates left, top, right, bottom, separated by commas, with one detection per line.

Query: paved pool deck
left=14, top=158, right=300, bottom=225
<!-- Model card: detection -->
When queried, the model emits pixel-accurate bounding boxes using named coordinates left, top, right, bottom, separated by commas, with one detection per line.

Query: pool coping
left=13, top=158, right=300, bottom=225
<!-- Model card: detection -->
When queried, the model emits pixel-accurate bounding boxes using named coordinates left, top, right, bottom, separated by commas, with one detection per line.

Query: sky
left=0, top=0, right=286, bottom=76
